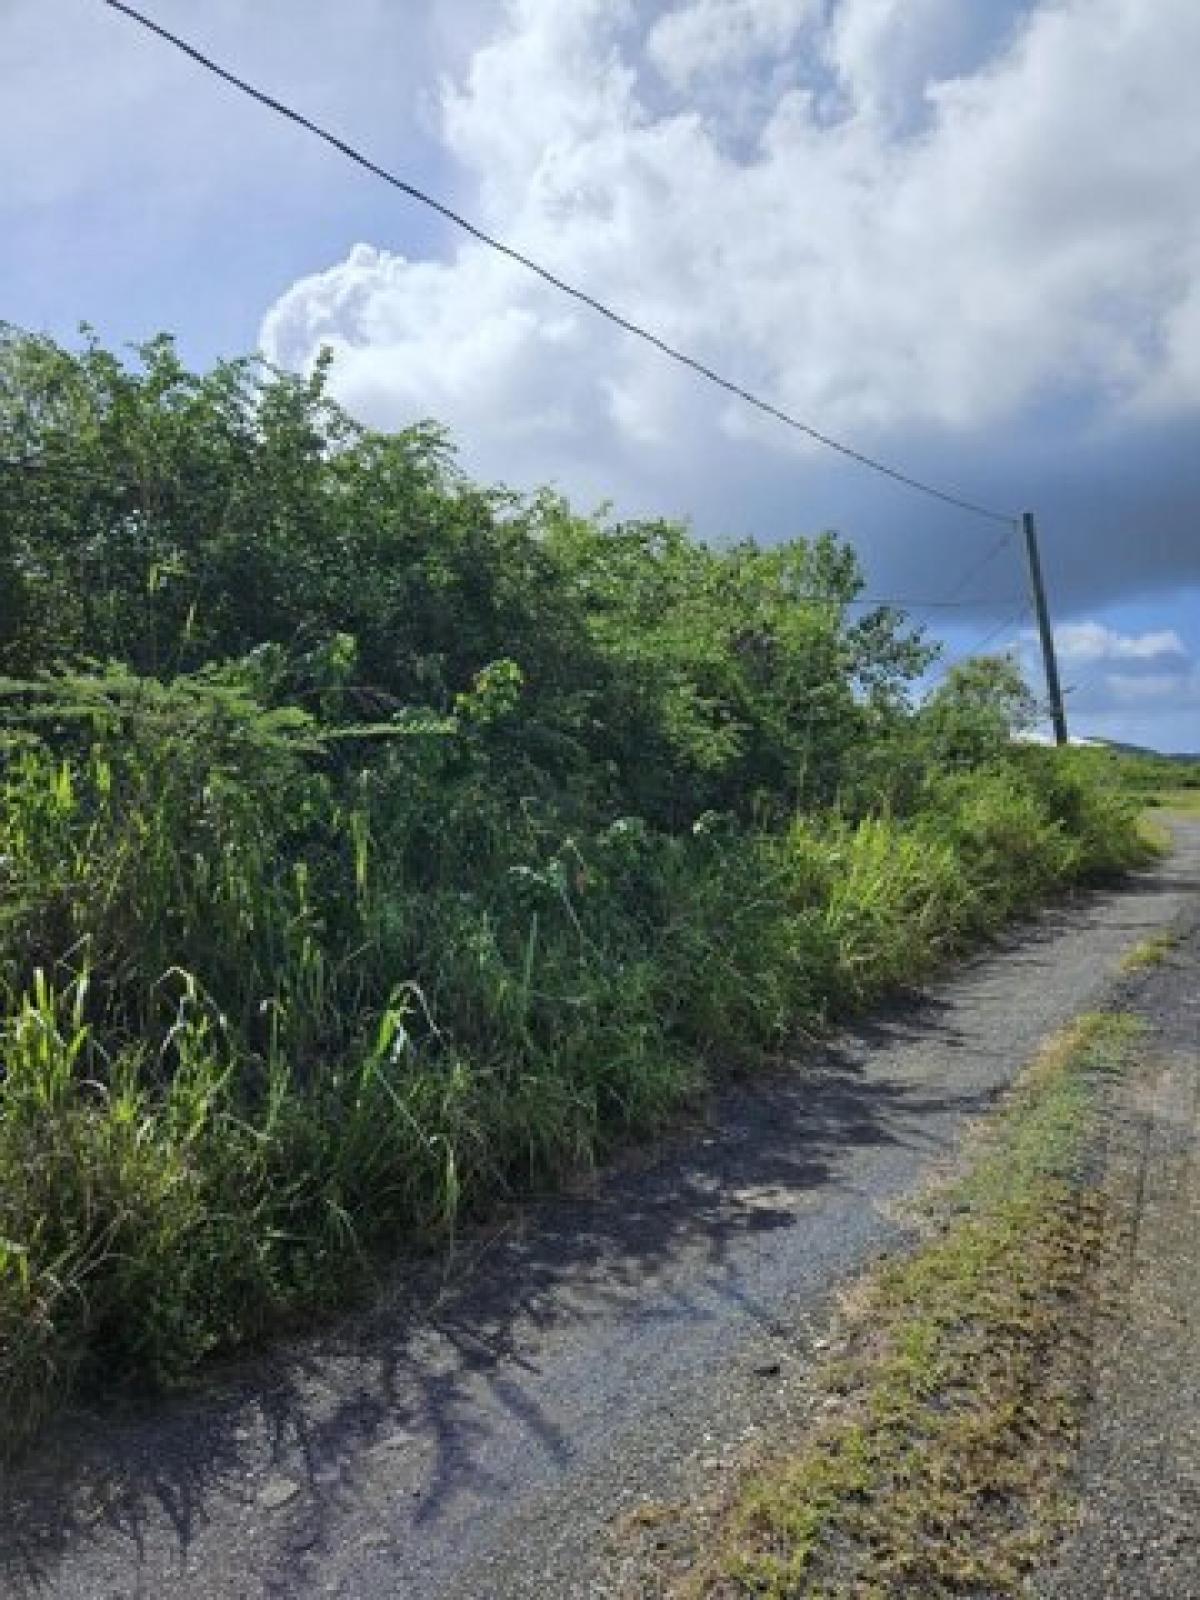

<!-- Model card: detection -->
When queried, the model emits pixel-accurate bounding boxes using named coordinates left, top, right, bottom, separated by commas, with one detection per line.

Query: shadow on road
left=1, top=1001, right=996, bottom=1594
left=2, top=850, right=1194, bottom=1597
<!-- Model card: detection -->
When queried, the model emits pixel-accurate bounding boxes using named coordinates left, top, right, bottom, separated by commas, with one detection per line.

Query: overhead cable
left=938, top=525, right=1018, bottom=604
left=849, top=596, right=1026, bottom=612
left=928, top=606, right=1033, bottom=686
left=102, top=0, right=1019, bottom=528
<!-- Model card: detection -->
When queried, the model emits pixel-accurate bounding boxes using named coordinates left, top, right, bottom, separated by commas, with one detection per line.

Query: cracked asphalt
left=3, top=821, right=1197, bottom=1600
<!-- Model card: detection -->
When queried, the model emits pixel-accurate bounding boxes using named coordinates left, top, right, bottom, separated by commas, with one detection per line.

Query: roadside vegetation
left=1147, top=787, right=1200, bottom=816
left=1069, top=747, right=1200, bottom=814
left=688, top=1013, right=1142, bottom=1598
left=0, top=327, right=1151, bottom=1453
left=1121, top=932, right=1180, bottom=972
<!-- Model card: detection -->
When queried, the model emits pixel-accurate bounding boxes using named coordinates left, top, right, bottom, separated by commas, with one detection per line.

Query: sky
left=3, top=0, right=1198, bottom=750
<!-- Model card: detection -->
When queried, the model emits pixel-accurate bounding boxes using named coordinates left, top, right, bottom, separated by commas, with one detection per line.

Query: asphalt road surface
left=4, top=820, right=1198, bottom=1600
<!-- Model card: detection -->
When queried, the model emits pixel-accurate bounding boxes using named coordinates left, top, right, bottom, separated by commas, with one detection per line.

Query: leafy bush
left=0, top=327, right=1152, bottom=1454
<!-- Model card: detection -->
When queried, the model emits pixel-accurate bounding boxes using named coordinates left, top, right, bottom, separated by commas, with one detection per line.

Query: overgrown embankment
left=0, top=326, right=1150, bottom=1455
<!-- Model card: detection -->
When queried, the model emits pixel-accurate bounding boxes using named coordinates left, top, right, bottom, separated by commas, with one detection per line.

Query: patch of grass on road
left=692, top=1014, right=1141, bottom=1599
left=1122, top=933, right=1179, bottom=973
left=1138, top=813, right=1174, bottom=854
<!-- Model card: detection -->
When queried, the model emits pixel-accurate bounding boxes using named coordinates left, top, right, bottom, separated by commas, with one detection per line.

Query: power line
left=928, top=606, right=1033, bottom=687
left=848, top=521, right=1021, bottom=613
left=938, top=525, right=1018, bottom=604
left=849, top=596, right=1026, bottom=611
left=102, top=0, right=1018, bottom=529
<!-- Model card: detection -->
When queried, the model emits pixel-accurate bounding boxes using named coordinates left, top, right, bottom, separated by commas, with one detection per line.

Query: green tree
left=0, top=324, right=932, bottom=826
left=922, top=653, right=1039, bottom=766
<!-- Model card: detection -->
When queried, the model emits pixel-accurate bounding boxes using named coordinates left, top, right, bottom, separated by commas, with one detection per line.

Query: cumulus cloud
left=1019, top=622, right=1200, bottom=746
left=259, top=0, right=1200, bottom=614
left=264, top=0, right=1200, bottom=424
left=1054, top=624, right=1190, bottom=668
left=646, top=0, right=816, bottom=92
left=823, top=0, right=1013, bottom=129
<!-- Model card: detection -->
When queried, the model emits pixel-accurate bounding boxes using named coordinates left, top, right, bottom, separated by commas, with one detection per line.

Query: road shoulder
left=615, top=905, right=1199, bottom=1598
left=1033, top=920, right=1200, bottom=1598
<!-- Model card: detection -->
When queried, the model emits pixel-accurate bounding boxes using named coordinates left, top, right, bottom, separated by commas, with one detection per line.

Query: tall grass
left=0, top=690, right=1150, bottom=1456
left=0, top=328, right=1157, bottom=1456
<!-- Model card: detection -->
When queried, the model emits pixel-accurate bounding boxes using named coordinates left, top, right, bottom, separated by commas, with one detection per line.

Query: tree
left=0, top=324, right=940, bottom=827
left=922, top=653, right=1039, bottom=766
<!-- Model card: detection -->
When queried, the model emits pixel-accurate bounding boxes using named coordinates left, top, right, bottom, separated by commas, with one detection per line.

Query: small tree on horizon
left=922, top=652, right=1040, bottom=764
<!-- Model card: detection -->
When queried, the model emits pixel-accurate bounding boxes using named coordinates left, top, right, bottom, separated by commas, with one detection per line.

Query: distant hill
left=1016, top=732, right=1200, bottom=763
left=1088, top=737, right=1200, bottom=762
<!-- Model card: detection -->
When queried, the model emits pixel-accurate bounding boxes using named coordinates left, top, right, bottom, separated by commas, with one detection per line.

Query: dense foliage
left=0, top=326, right=1149, bottom=1451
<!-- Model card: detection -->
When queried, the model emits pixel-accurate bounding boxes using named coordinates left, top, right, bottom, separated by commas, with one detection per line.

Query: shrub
left=0, top=326, right=1152, bottom=1456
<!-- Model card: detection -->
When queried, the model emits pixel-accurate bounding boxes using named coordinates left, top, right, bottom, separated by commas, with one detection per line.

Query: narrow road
left=4, top=823, right=1198, bottom=1600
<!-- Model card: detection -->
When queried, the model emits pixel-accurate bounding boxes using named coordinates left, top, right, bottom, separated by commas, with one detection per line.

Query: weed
left=687, top=1015, right=1142, bottom=1598
left=1148, top=788, right=1200, bottom=816
left=0, top=325, right=1159, bottom=1458
left=1121, top=932, right=1179, bottom=972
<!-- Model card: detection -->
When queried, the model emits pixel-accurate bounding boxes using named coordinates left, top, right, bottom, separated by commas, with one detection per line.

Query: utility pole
left=1021, top=511, right=1068, bottom=747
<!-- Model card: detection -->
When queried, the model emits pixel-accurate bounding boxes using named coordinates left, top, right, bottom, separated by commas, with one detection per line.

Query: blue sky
left=3, top=0, right=1198, bottom=750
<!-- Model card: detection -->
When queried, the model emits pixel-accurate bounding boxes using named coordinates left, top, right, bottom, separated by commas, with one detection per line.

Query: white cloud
left=262, top=241, right=606, bottom=452
left=1132, top=280, right=1200, bottom=418
left=1022, top=621, right=1200, bottom=743
left=262, top=0, right=1200, bottom=482
left=1053, top=623, right=1189, bottom=667
left=646, top=0, right=817, bottom=92
left=824, top=0, right=995, bottom=128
